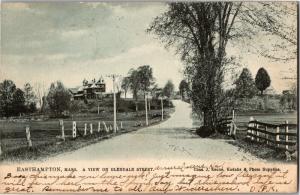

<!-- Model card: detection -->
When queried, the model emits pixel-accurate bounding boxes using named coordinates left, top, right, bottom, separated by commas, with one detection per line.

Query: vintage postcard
left=0, top=1, right=298, bottom=193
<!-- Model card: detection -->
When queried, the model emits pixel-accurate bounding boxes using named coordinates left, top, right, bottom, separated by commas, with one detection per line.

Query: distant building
left=69, top=77, right=106, bottom=100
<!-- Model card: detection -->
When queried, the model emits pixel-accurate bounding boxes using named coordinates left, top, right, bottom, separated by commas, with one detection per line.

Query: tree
left=127, top=65, right=155, bottom=113
left=137, top=65, right=154, bottom=96
left=239, top=2, right=297, bottom=62
left=128, top=69, right=141, bottom=112
left=148, top=2, right=242, bottom=131
left=179, top=80, right=189, bottom=99
left=163, top=80, right=175, bottom=98
left=121, top=77, right=130, bottom=98
left=46, top=81, right=71, bottom=116
left=24, top=83, right=37, bottom=113
left=255, top=67, right=271, bottom=95
left=235, top=68, right=257, bottom=98
left=33, top=82, right=47, bottom=110
left=12, top=88, right=26, bottom=115
left=0, top=80, right=16, bottom=117
left=148, top=2, right=295, bottom=132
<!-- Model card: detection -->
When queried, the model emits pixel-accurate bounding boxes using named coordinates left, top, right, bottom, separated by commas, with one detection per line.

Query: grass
left=193, top=111, right=297, bottom=162
left=228, top=130, right=297, bottom=163
left=0, top=108, right=174, bottom=162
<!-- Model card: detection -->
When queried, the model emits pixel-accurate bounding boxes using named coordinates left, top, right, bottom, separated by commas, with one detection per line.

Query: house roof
left=69, top=88, right=78, bottom=94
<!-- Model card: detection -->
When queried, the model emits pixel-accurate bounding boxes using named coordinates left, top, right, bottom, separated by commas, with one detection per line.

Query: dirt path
left=46, top=100, right=261, bottom=162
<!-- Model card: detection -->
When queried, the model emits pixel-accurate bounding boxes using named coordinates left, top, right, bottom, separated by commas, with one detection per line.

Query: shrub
left=196, top=126, right=214, bottom=137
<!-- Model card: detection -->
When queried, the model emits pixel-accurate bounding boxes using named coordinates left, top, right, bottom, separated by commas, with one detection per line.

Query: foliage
left=238, top=2, right=297, bottom=62
left=127, top=65, right=155, bottom=112
left=148, top=2, right=243, bottom=130
left=46, top=81, right=71, bottom=116
left=121, top=77, right=130, bottom=98
left=179, top=80, right=189, bottom=99
left=163, top=80, right=175, bottom=98
left=12, top=88, right=26, bottom=115
left=148, top=2, right=296, bottom=132
left=280, top=93, right=296, bottom=111
left=255, top=67, right=271, bottom=95
left=69, top=100, right=88, bottom=113
left=235, top=68, right=257, bottom=98
left=137, top=65, right=154, bottom=93
left=23, top=83, right=37, bottom=113
left=0, top=80, right=16, bottom=117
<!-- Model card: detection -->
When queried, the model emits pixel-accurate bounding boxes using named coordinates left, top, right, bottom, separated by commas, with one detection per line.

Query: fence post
left=103, top=122, right=109, bottom=133
left=90, top=123, right=93, bottom=134
left=61, top=124, right=65, bottom=141
left=121, top=122, right=123, bottom=130
left=26, top=126, right=32, bottom=147
left=116, top=123, right=119, bottom=132
left=98, top=122, right=101, bottom=132
left=265, top=126, right=269, bottom=145
left=285, top=120, right=289, bottom=150
left=84, top=123, right=87, bottom=136
left=276, top=126, right=280, bottom=148
left=60, top=119, right=65, bottom=141
left=256, top=124, right=260, bottom=142
left=0, top=144, right=2, bottom=156
left=249, top=117, right=255, bottom=141
left=72, top=121, right=77, bottom=138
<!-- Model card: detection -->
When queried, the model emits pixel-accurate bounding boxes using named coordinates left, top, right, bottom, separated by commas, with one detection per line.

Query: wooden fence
left=216, top=110, right=236, bottom=137
left=247, top=120, right=297, bottom=152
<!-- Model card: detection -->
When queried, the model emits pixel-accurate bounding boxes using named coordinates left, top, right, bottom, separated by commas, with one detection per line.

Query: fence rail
left=246, top=120, right=297, bottom=152
left=216, top=110, right=236, bottom=137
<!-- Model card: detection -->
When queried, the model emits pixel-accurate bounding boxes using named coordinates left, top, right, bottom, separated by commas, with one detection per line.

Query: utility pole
left=107, top=74, right=121, bottom=133
left=161, top=98, right=164, bottom=120
left=145, top=93, right=149, bottom=126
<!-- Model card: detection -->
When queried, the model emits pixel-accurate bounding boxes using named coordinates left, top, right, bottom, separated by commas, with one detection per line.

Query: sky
left=0, top=2, right=297, bottom=94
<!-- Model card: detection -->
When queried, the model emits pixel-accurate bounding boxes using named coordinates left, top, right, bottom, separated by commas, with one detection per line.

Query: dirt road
left=46, top=100, right=260, bottom=162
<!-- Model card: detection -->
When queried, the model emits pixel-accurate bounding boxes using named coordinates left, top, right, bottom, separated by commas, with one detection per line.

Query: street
left=47, top=100, right=260, bottom=162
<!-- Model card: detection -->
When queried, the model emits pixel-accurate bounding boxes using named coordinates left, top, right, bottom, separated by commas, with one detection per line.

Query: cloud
left=1, top=2, right=297, bottom=93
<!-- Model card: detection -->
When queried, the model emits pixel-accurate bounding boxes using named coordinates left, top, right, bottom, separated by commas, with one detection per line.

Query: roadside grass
left=0, top=108, right=174, bottom=162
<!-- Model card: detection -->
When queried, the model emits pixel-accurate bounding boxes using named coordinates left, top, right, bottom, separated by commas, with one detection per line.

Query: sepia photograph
left=0, top=1, right=298, bottom=193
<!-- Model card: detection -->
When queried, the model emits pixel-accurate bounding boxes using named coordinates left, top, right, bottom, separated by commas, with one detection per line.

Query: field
left=234, top=112, right=297, bottom=130
left=0, top=108, right=174, bottom=161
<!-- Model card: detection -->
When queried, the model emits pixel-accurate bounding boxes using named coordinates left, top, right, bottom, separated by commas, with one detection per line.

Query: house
left=69, top=77, right=106, bottom=100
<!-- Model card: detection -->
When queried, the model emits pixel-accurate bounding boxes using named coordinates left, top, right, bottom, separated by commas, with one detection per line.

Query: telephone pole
left=107, top=74, right=121, bottom=133
left=145, top=93, right=149, bottom=126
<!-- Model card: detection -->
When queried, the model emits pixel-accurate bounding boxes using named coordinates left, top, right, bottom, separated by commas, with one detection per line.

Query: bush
left=69, top=100, right=88, bottom=113
left=196, top=126, right=214, bottom=137
left=235, top=96, right=281, bottom=113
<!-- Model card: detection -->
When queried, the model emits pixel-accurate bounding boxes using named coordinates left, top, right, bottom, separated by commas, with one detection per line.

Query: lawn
left=234, top=112, right=297, bottom=130
left=0, top=108, right=174, bottom=161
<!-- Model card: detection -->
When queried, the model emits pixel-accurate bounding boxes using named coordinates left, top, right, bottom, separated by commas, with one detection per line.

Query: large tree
left=148, top=2, right=242, bottom=130
left=12, top=88, right=26, bottom=115
left=0, top=80, right=16, bottom=117
left=137, top=65, right=154, bottom=96
left=24, top=83, right=37, bottom=113
left=179, top=80, right=189, bottom=99
left=255, top=67, right=271, bottom=95
left=46, top=81, right=71, bottom=116
left=148, top=2, right=295, bottom=131
left=235, top=68, right=257, bottom=98
left=163, top=80, right=175, bottom=98
left=121, top=77, right=130, bottom=98
left=128, top=69, right=141, bottom=112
